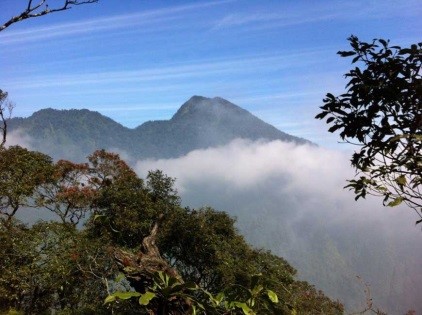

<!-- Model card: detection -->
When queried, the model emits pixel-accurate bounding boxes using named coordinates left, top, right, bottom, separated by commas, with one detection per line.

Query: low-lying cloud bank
left=6, top=133, right=421, bottom=312
left=136, top=139, right=421, bottom=313
left=136, top=139, right=415, bottom=228
left=6, top=130, right=33, bottom=149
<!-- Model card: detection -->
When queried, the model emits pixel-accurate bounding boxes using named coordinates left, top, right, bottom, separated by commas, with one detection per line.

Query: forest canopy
left=0, top=147, right=344, bottom=314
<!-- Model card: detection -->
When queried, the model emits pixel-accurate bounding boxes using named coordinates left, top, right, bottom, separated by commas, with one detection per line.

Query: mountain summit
left=9, top=96, right=310, bottom=160
left=172, top=96, right=250, bottom=120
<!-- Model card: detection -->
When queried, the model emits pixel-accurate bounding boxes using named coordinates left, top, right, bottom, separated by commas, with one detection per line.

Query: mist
left=6, top=131, right=421, bottom=312
left=136, top=139, right=422, bottom=313
left=6, top=130, right=33, bottom=149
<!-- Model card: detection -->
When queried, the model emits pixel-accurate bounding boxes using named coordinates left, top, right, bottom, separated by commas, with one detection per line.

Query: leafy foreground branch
left=0, top=147, right=344, bottom=314
left=316, top=36, right=422, bottom=224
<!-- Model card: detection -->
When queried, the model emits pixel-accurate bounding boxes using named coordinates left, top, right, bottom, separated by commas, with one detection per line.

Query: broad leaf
left=112, top=291, right=141, bottom=300
left=104, top=295, right=116, bottom=304
left=232, top=302, right=255, bottom=315
left=395, top=175, right=407, bottom=186
left=139, top=291, right=156, bottom=306
left=387, top=197, right=404, bottom=207
left=267, top=290, right=279, bottom=303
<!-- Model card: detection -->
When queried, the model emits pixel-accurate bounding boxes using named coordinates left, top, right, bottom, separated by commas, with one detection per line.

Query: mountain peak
left=188, top=95, right=209, bottom=102
left=172, top=96, right=248, bottom=121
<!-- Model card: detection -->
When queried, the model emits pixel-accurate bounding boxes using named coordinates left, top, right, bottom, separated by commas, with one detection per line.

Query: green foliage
left=85, top=150, right=156, bottom=248
left=159, top=207, right=252, bottom=291
left=36, top=159, right=93, bottom=224
left=0, top=149, right=344, bottom=314
left=147, top=169, right=181, bottom=207
left=316, top=36, right=422, bottom=223
left=0, top=220, right=115, bottom=313
left=0, top=146, right=53, bottom=221
left=104, top=271, right=280, bottom=315
left=104, top=270, right=344, bottom=314
left=289, top=281, right=343, bottom=314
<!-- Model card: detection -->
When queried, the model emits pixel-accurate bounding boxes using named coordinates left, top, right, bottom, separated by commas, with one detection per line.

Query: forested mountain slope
left=9, top=96, right=310, bottom=160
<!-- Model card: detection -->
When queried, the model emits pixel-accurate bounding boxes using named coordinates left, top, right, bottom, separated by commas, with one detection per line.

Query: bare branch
left=349, top=276, right=387, bottom=315
left=0, top=90, right=14, bottom=148
left=0, top=0, right=98, bottom=32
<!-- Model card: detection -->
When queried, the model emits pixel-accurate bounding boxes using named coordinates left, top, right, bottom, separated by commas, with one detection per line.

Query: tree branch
left=0, top=0, right=98, bottom=32
left=0, top=90, right=14, bottom=148
left=113, top=215, right=183, bottom=292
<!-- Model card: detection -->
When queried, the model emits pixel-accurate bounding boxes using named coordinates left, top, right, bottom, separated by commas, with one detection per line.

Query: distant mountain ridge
left=9, top=96, right=311, bottom=160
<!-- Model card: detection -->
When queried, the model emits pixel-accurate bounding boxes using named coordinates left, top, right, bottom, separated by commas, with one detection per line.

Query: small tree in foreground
left=316, top=36, right=422, bottom=224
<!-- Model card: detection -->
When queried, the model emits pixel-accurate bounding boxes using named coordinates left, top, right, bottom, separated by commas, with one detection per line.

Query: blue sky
left=0, top=0, right=420, bottom=147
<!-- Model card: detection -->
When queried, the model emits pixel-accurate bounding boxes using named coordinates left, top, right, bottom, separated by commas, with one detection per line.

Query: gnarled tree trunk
left=113, top=217, right=191, bottom=314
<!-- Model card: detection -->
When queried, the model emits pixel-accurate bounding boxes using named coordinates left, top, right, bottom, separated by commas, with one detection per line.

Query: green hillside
left=9, top=96, right=310, bottom=161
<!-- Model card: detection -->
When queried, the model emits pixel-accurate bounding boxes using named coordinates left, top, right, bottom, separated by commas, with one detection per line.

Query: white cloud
left=135, top=139, right=393, bottom=224
left=138, top=139, right=343, bottom=192
left=213, top=12, right=287, bottom=29
left=135, top=139, right=421, bottom=312
left=5, top=129, right=33, bottom=149
left=5, top=50, right=328, bottom=90
left=0, top=0, right=233, bottom=45
left=212, top=1, right=422, bottom=31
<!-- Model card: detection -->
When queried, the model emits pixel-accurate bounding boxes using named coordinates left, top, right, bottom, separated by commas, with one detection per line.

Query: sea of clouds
left=8, top=130, right=421, bottom=312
